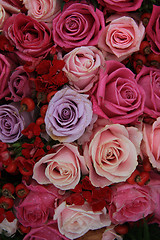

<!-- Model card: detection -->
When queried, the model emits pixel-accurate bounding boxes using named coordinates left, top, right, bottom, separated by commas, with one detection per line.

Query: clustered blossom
left=0, top=1, right=160, bottom=240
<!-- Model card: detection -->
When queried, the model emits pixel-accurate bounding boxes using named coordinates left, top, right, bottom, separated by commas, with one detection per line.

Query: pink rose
left=54, top=201, right=111, bottom=239
left=136, top=66, right=160, bottom=119
left=33, top=143, right=88, bottom=190
left=102, top=225, right=123, bottom=240
left=83, top=120, right=142, bottom=187
left=0, top=4, right=9, bottom=30
left=23, top=0, right=62, bottom=27
left=0, top=0, right=23, bottom=12
left=3, top=13, right=53, bottom=62
left=0, top=53, right=12, bottom=100
left=63, top=46, right=105, bottom=92
left=146, top=5, right=160, bottom=54
left=15, top=181, right=62, bottom=228
left=142, top=117, right=160, bottom=170
left=52, top=2, right=105, bottom=51
left=91, top=60, right=145, bottom=124
left=7, top=66, right=32, bottom=102
left=98, top=15, right=145, bottom=61
left=97, top=0, right=143, bottom=12
left=109, top=183, right=155, bottom=224
left=24, top=222, right=69, bottom=240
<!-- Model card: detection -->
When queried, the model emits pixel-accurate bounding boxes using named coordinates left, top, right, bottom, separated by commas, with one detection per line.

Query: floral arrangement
left=0, top=0, right=160, bottom=239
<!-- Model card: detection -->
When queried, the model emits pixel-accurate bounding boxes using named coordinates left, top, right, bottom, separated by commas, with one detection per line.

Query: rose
left=0, top=0, right=23, bottom=12
left=83, top=120, right=142, bottom=187
left=3, top=13, right=53, bottom=62
left=0, top=4, right=9, bottom=30
left=0, top=53, right=12, bottom=100
left=63, top=46, right=105, bottom=92
left=109, top=182, right=155, bottom=224
left=98, top=15, right=145, bottom=61
left=52, top=2, right=105, bottom=51
left=102, top=226, right=123, bottom=240
left=136, top=66, right=160, bottom=119
left=33, top=143, right=88, bottom=190
left=23, top=222, right=69, bottom=240
left=15, top=181, right=62, bottom=228
left=0, top=218, right=18, bottom=237
left=91, top=60, right=145, bottom=124
left=44, top=87, right=93, bottom=142
left=23, top=0, right=62, bottom=27
left=54, top=201, right=111, bottom=239
left=7, top=66, right=32, bottom=102
left=146, top=5, right=160, bottom=54
left=97, top=0, right=143, bottom=12
left=0, top=103, right=33, bottom=143
left=142, top=117, right=160, bottom=170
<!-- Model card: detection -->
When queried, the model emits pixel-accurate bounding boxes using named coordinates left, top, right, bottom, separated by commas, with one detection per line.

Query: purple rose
left=7, top=66, right=32, bottom=102
left=91, top=60, right=145, bottom=124
left=52, top=2, right=105, bottom=51
left=0, top=103, right=33, bottom=143
left=136, top=65, right=160, bottom=118
left=0, top=53, right=12, bottom=100
left=146, top=5, right=160, bottom=54
left=45, top=87, right=93, bottom=142
left=97, top=0, right=143, bottom=12
left=3, top=13, right=53, bottom=62
left=23, top=222, right=69, bottom=240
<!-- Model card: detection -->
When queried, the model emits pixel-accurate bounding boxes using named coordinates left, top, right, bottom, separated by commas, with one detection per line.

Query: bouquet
left=0, top=0, right=160, bottom=239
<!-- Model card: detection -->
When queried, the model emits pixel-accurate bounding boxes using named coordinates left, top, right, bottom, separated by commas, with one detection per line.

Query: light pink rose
left=142, top=117, right=160, bottom=170
left=109, top=182, right=155, bottom=224
left=15, top=181, right=62, bottom=228
left=0, top=4, right=9, bottom=30
left=0, top=218, right=18, bottom=237
left=98, top=15, right=145, bottom=61
left=0, top=53, right=12, bottom=100
left=63, top=46, right=105, bottom=92
left=102, top=225, right=123, bottom=240
left=52, top=2, right=105, bottom=51
left=54, top=201, right=111, bottom=239
left=23, top=222, right=69, bottom=240
left=97, top=0, right=143, bottom=12
left=3, top=13, right=53, bottom=62
left=136, top=66, right=160, bottom=119
left=91, top=60, right=145, bottom=125
left=83, top=120, right=142, bottom=187
left=23, top=0, right=62, bottom=27
left=146, top=5, right=160, bottom=55
left=33, top=143, right=88, bottom=190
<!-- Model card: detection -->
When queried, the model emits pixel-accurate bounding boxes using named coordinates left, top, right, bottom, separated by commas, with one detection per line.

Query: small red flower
left=36, top=60, right=51, bottom=75
left=16, top=156, right=35, bottom=176
left=22, top=123, right=41, bottom=139
left=82, top=176, right=94, bottom=191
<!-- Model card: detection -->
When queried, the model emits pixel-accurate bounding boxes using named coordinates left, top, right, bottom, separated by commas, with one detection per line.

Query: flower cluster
left=0, top=0, right=160, bottom=240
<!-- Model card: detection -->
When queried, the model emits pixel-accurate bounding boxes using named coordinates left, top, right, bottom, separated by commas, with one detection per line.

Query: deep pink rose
left=97, top=0, right=143, bottom=12
left=0, top=0, right=24, bottom=11
left=146, top=5, right=160, bottom=54
left=63, top=46, right=105, bottom=92
left=54, top=202, right=111, bottom=239
left=109, top=183, right=155, bottom=224
left=136, top=65, right=160, bottom=118
left=52, top=2, right=105, bottom=51
left=98, top=15, right=145, bottom=61
left=142, top=117, right=160, bottom=170
left=24, top=222, right=69, bottom=240
left=3, top=13, right=53, bottom=62
left=7, top=66, right=32, bottom=102
left=0, top=53, right=12, bottom=100
left=15, top=181, right=62, bottom=228
left=33, top=143, right=88, bottom=190
left=91, top=60, right=145, bottom=124
left=83, top=120, right=142, bottom=187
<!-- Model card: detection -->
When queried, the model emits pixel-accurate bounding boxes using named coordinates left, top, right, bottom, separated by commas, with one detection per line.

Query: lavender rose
left=0, top=103, right=33, bottom=143
left=97, top=0, right=143, bottom=12
left=45, top=87, right=93, bottom=142
left=0, top=53, right=12, bottom=100
left=52, top=2, right=105, bottom=51
left=7, top=66, right=32, bottom=102
left=3, top=13, right=53, bottom=62
left=136, top=65, right=160, bottom=118
left=146, top=5, right=160, bottom=55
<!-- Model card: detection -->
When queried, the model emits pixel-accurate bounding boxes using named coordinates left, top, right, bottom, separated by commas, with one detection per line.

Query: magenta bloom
left=91, top=60, right=145, bottom=124
left=52, top=2, right=105, bottom=51
left=146, top=5, right=160, bottom=54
